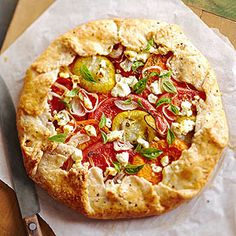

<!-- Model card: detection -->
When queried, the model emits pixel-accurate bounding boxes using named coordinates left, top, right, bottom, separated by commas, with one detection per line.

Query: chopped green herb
left=148, top=71, right=159, bottom=78
left=159, top=70, right=172, bottom=78
left=133, top=78, right=147, bottom=94
left=60, top=100, right=72, bottom=109
left=101, top=131, right=108, bottom=144
left=167, top=128, right=175, bottom=145
left=125, top=164, right=145, bottom=174
left=144, top=39, right=154, bottom=52
left=79, top=64, right=96, bottom=83
left=156, top=97, right=171, bottom=107
left=134, top=143, right=142, bottom=153
left=162, top=78, right=177, bottom=94
left=48, top=133, right=67, bottom=143
left=132, top=61, right=144, bottom=72
left=123, top=98, right=133, bottom=105
left=140, top=148, right=163, bottom=160
left=66, top=88, right=79, bottom=97
left=169, top=104, right=179, bottom=115
left=137, top=98, right=144, bottom=108
left=99, top=113, right=107, bottom=128
left=78, top=92, right=84, bottom=100
left=113, top=161, right=121, bottom=173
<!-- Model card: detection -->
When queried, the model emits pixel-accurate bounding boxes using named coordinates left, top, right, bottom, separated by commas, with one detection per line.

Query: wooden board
left=0, top=0, right=235, bottom=235
left=184, top=0, right=236, bottom=21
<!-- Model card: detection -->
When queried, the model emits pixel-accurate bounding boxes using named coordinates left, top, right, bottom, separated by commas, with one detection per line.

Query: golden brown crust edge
left=16, top=19, right=228, bottom=219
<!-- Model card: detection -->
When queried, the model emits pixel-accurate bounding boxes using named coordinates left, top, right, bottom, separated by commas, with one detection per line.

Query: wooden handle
left=23, top=214, right=43, bottom=236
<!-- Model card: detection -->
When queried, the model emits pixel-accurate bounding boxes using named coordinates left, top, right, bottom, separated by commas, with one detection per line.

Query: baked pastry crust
left=17, top=19, right=228, bottom=219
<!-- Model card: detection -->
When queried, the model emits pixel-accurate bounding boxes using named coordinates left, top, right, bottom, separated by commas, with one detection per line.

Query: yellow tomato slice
left=72, top=56, right=115, bottom=93
left=112, top=110, right=156, bottom=144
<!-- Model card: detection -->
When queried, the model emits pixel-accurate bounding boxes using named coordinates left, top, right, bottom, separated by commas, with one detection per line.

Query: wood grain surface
left=0, top=0, right=235, bottom=235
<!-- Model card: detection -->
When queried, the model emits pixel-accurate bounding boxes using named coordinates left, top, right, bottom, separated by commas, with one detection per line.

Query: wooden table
left=0, top=0, right=235, bottom=235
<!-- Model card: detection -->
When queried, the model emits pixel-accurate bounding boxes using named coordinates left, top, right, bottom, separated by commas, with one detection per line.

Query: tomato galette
left=17, top=19, right=228, bottom=219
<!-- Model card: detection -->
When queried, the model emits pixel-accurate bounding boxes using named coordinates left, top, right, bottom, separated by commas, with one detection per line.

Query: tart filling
left=47, top=42, right=206, bottom=185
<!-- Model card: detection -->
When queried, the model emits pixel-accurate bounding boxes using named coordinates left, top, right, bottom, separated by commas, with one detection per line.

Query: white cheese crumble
left=136, top=52, right=150, bottom=62
left=124, top=50, right=138, bottom=62
left=54, top=110, right=70, bottom=126
left=120, top=59, right=133, bottom=72
left=137, top=137, right=149, bottom=148
left=111, top=81, right=131, bottom=97
left=114, top=141, right=133, bottom=151
left=150, top=80, right=162, bottom=95
left=124, top=50, right=150, bottom=62
left=107, top=130, right=124, bottom=142
left=85, top=125, right=97, bottom=137
left=115, top=74, right=138, bottom=88
left=160, top=155, right=169, bottom=167
left=116, top=152, right=129, bottom=166
left=59, top=72, right=70, bottom=78
left=63, top=124, right=74, bottom=134
left=106, top=118, right=112, bottom=128
left=105, top=167, right=117, bottom=176
left=71, top=149, right=83, bottom=163
left=151, top=164, right=162, bottom=173
left=171, top=119, right=195, bottom=137
left=180, top=100, right=192, bottom=117
left=100, top=59, right=107, bottom=68
left=83, top=96, right=93, bottom=110
left=148, top=93, right=158, bottom=104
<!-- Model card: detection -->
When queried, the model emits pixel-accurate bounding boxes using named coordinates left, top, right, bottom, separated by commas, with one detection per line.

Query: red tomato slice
left=89, top=97, right=122, bottom=120
left=171, top=87, right=203, bottom=107
left=48, top=96, right=65, bottom=113
left=82, top=142, right=116, bottom=171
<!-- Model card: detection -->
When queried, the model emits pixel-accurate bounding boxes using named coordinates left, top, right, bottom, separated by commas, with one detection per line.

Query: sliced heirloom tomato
left=150, top=139, right=187, bottom=165
left=48, top=97, right=66, bottom=114
left=112, top=110, right=156, bottom=144
left=73, top=56, right=115, bottom=93
left=132, top=154, right=162, bottom=185
left=82, top=142, right=117, bottom=171
left=173, top=87, right=206, bottom=106
left=89, top=97, right=122, bottom=120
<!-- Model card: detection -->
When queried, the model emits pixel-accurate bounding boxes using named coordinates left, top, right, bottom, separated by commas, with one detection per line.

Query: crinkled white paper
left=0, top=0, right=236, bottom=235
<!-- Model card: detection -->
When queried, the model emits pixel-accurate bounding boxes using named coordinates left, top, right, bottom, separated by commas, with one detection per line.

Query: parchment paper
left=0, top=0, right=236, bottom=235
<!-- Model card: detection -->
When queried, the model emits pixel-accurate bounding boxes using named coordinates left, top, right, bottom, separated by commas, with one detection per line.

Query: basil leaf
left=137, top=98, right=144, bottom=108
left=149, top=71, right=159, bottom=78
left=125, top=164, right=145, bottom=174
left=159, top=70, right=172, bottom=78
left=134, top=143, right=142, bottom=153
left=123, top=98, right=132, bottom=105
left=60, top=100, right=72, bottom=109
left=167, top=128, right=175, bottom=145
left=48, top=133, right=67, bottom=143
left=162, top=78, right=177, bottom=94
left=133, top=78, right=147, bottom=94
left=99, top=112, right=107, bottom=128
left=101, top=131, right=108, bottom=144
left=144, top=39, right=154, bottom=52
left=169, top=104, right=179, bottom=115
left=140, top=148, right=163, bottom=160
left=66, top=88, right=79, bottom=97
left=156, top=97, right=171, bottom=107
left=113, top=161, right=121, bottom=173
left=132, top=61, right=144, bottom=72
left=79, top=64, right=96, bottom=83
